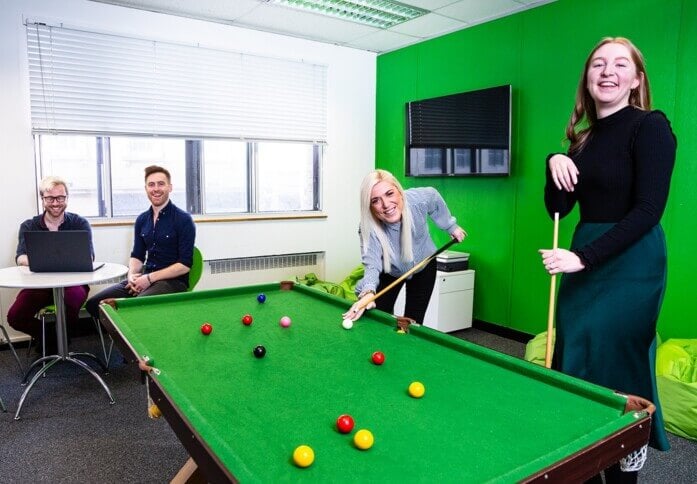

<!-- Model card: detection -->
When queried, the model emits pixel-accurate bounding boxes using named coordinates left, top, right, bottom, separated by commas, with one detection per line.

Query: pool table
left=99, top=282, right=652, bottom=483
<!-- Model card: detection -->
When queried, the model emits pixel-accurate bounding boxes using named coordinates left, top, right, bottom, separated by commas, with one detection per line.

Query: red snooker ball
left=371, top=351, right=385, bottom=365
left=242, top=314, right=253, bottom=325
left=201, top=323, right=213, bottom=335
left=336, top=414, right=355, bottom=434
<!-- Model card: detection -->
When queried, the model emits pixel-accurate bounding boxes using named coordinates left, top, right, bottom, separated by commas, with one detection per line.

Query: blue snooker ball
left=257, top=293, right=266, bottom=303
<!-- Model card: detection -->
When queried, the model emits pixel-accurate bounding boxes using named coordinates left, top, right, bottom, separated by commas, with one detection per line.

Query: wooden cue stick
left=356, top=238, right=459, bottom=311
left=545, top=212, right=560, bottom=369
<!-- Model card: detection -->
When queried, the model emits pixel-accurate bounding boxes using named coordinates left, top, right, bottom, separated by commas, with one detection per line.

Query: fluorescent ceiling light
left=267, top=0, right=427, bottom=29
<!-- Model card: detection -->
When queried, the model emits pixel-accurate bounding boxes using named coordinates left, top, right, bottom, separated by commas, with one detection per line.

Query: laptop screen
left=24, top=230, right=98, bottom=273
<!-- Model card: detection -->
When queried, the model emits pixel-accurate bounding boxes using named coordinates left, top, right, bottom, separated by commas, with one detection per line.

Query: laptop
left=24, top=230, right=104, bottom=273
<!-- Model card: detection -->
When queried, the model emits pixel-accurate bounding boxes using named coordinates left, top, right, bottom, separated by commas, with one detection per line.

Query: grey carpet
left=1, top=329, right=694, bottom=482
left=0, top=336, right=187, bottom=483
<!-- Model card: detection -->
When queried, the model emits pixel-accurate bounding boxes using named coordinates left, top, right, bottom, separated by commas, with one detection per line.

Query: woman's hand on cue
left=451, top=227, right=467, bottom=242
left=343, top=292, right=376, bottom=321
left=539, top=248, right=585, bottom=274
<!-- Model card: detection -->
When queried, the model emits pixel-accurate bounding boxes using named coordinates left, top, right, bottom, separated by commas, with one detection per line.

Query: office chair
left=34, top=305, right=111, bottom=369
left=188, top=246, right=204, bottom=291
left=1, top=322, right=24, bottom=376
left=1, top=321, right=25, bottom=411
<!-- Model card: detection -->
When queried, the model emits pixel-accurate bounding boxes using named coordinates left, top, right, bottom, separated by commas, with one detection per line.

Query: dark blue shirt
left=16, top=212, right=93, bottom=263
left=132, top=201, right=195, bottom=286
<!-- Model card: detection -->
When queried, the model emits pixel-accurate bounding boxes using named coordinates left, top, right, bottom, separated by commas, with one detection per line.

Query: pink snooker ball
left=280, top=316, right=292, bottom=328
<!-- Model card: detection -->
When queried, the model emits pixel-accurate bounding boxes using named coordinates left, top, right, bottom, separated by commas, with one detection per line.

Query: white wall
left=0, top=0, right=376, bottom=335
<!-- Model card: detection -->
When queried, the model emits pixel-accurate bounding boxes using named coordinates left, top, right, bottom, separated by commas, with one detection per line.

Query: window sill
left=90, top=212, right=327, bottom=227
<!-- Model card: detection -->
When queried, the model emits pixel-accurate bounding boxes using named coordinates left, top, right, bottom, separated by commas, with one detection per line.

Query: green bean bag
left=295, top=265, right=362, bottom=303
left=656, top=339, right=697, bottom=440
left=524, top=330, right=555, bottom=367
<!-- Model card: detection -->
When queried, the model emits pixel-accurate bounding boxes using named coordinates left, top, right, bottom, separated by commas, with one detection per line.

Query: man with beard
left=86, top=165, right=195, bottom=319
left=9, top=176, right=94, bottom=353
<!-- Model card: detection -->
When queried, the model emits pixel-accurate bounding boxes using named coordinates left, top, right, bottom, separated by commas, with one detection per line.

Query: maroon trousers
left=7, top=286, right=89, bottom=343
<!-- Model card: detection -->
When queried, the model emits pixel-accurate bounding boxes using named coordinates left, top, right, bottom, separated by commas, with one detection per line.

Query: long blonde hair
left=359, top=169, right=413, bottom=272
left=565, top=37, right=651, bottom=154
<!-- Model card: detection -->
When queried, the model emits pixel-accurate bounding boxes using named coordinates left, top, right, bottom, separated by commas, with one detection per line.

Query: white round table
left=0, top=263, right=128, bottom=419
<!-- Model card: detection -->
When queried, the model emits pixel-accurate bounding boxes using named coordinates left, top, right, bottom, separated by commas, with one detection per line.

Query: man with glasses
left=8, top=176, right=94, bottom=354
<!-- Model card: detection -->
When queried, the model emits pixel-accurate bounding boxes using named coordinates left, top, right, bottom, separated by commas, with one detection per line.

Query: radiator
left=200, top=252, right=325, bottom=290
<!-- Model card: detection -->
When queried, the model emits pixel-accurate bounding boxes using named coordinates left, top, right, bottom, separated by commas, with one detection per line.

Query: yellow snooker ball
left=293, top=445, right=315, bottom=467
left=408, top=381, right=425, bottom=398
left=353, top=429, right=374, bottom=450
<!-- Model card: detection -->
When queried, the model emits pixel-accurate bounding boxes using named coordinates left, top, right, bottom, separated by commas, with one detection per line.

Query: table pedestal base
left=15, top=352, right=115, bottom=420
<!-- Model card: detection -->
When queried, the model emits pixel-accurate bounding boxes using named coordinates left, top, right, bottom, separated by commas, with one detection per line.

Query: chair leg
left=1, top=323, right=25, bottom=377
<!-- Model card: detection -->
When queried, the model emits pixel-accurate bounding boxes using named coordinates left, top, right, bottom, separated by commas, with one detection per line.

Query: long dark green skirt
left=553, top=223, right=670, bottom=451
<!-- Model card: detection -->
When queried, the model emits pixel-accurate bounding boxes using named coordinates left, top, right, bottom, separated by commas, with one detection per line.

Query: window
left=36, top=134, right=322, bottom=217
left=257, top=142, right=319, bottom=212
left=202, top=140, right=248, bottom=214
left=110, top=138, right=187, bottom=217
left=37, top=135, right=100, bottom=217
left=27, top=22, right=327, bottom=218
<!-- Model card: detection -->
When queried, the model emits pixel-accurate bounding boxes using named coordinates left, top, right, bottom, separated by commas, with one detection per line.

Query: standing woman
left=540, top=37, right=676, bottom=482
left=344, top=169, right=466, bottom=324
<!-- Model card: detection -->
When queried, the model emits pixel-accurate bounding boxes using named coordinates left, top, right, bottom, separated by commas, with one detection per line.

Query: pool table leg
left=171, top=457, right=206, bottom=484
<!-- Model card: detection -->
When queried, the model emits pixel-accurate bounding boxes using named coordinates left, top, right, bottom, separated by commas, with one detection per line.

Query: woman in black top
left=540, top=37, right=676, bottom=483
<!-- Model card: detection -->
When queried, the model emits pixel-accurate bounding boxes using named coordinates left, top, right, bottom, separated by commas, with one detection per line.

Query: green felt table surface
left=101, top=282, right=643, bottom=483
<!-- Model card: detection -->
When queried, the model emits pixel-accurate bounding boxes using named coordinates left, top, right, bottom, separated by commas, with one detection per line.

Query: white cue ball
left=342, top=318, right=354, bottom=330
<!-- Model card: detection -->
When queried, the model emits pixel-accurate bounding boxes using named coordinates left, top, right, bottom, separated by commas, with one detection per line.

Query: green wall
left=376, top=0, right=696, bottom=339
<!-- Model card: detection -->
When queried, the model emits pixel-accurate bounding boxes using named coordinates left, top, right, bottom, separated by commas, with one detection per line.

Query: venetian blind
left=26, top=22, right=327, bottom=142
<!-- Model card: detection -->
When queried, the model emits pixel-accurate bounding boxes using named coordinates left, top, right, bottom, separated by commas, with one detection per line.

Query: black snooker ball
left=253, top=345, right=266, bottom=358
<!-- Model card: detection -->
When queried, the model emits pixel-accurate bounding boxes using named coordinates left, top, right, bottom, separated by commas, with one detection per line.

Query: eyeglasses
left=42, top=196, right=67, bottom=203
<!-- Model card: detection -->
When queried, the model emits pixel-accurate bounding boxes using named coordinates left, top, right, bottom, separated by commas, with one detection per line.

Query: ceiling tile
left=90, top=0, right=261, bottom=21
left=398, top=0, right=461, bottom=9
left=237, top=3, right=380, bottom=44
left=88, top=0, right=559, bottom=53
left=435, top=0, right=523, bottom=23
left=346, top=30, right=422, bottom=52
left=389, top=13, right=466, bottom=38
left=514, top=0, right=554, bottom=4
left=166, top=0, right=261, bottom=20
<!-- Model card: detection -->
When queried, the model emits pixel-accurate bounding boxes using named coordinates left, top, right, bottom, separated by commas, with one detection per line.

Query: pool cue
left=545, top=212, right=560, bottom=369
left=355, top=238, right=459, bottom=312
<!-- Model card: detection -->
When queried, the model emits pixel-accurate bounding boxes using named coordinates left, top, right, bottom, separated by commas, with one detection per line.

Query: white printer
left=436, top=250, right=470, bottom=272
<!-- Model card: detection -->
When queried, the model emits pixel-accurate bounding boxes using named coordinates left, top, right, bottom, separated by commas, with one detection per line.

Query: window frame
left=34, top=133, right=324, bottom=220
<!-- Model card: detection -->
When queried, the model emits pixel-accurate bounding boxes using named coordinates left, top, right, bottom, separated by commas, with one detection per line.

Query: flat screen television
left=406, top=84, right=511, bottom=177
